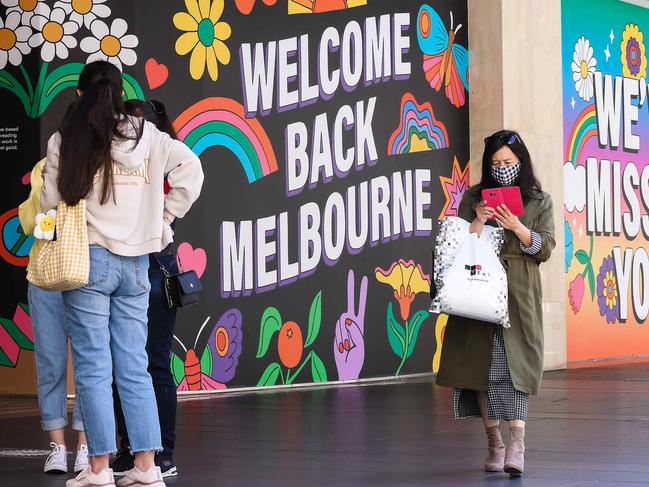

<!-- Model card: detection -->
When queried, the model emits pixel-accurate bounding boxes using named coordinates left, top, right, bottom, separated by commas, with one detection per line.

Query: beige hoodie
left=41, top=117, right=204, bottom=256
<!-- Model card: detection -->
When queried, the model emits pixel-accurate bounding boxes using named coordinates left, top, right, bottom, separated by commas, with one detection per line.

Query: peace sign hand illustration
left=334, top=269, right=368, bottom=381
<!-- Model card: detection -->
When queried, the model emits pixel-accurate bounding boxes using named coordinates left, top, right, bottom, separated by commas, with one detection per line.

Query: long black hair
left=124, top=99, right=177, bottom=139
left=480, top=129, right=542, bottom=200
left=57, top=61, right=143, bottom=205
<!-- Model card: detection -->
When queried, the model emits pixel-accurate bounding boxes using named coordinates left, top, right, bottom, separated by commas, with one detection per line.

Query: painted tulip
left=568, top=274, right=585, bottom=314
left=375, top=259, right=431, bottom=321
left=278, top=321, right=303, bottom=369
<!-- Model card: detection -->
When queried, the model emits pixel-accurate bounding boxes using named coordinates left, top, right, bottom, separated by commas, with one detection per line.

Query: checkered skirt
left=452, top=326, right=529, bottom=421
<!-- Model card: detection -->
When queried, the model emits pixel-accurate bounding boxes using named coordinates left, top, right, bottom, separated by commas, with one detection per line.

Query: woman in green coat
left=436, top=130, right=555, bottom=477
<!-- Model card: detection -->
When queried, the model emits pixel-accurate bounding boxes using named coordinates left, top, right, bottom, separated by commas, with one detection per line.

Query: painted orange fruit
left=278, top=321, right=303, bottom=369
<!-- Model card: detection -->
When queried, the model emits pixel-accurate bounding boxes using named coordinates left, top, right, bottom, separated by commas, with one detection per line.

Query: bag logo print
left=464, top=262, right=491, bottom=282
left=465, top=264, right=483, bottom=276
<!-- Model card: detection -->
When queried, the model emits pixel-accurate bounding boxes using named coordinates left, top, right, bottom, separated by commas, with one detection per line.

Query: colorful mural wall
left=563, top=0, right=649, bottom=362
left=0, top=0, right=469, bottom=392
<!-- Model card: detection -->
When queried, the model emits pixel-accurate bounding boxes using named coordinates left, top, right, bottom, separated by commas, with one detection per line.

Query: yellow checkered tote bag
left=27, top=200, right=89, bottom=291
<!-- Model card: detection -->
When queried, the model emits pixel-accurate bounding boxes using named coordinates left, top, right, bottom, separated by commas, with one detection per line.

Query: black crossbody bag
left=153, top=251, right=202, bottom=309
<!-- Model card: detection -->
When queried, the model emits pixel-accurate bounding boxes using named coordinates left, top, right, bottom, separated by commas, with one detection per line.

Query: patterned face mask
left=491, top=163, right=521, bottom=186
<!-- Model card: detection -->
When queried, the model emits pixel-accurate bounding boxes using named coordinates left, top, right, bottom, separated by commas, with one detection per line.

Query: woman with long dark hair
left=40, top=61, right=204, bottom=487
left=111, top=99, right=181, bottom=479
left=436, top=130, right=555, bottom=477
left=19, top=156, right=89, bottom=475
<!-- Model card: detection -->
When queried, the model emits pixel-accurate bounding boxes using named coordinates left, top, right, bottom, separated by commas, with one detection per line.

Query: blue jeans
left=63, top=245, right=161, bottom=456
left=28, top=283, right=84, bottom=432
left=114, top=251, right=178, bottom=458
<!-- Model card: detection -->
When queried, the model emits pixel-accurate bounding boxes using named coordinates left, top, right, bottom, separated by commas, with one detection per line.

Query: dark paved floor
left=2, top=362, right=649, bottom=486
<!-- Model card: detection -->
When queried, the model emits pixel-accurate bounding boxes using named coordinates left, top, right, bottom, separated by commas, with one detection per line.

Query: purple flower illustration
left=596, top=256, right=618, bottom=324
left=626, top=38, right=641, bottom=76
left=208, top=308, right=243, bottom=383
left=621, top=24, right=647, bottom=79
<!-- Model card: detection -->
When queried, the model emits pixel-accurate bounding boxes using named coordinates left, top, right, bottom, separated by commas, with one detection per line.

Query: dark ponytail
left=58, top=61, right=143, bottom=205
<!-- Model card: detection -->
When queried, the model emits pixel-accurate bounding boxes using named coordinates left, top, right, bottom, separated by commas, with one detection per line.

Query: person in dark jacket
left=111, top=99, right=181, bottom=479
left=436, top=130, right=556, bottom=477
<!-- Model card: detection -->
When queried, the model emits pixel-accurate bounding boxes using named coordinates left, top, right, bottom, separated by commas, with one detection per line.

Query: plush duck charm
left=34, top=210, right=56, bottom=240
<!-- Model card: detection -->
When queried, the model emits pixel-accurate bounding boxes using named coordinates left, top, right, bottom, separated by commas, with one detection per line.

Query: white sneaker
left=66, top=466, right=115, bottom=487
left=116, top=466, right=166, bottom=487
left=74, top=444, right=89, bottom=474
left=44, top=442, right=67, bottom=474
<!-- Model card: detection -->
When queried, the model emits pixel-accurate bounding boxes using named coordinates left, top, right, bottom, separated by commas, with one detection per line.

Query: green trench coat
left=435, top=185, right=556, bottom=396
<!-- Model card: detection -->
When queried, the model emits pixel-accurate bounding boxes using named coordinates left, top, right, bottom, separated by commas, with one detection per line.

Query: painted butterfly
left=170, top=309, right=243, bottom=392
left=417, top=5, right=469, bottom=108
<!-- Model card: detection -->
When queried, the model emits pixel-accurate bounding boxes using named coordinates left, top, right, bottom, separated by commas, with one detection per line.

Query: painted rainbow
left=566, top=104, right=597, bottom=166
left=388, top=93, right=449, bottom=155
left=174, top=98, right=278, bottom=183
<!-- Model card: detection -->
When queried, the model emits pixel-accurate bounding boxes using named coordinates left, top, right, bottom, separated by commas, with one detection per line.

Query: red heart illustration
left=145, top=58, right=168, bottom=90
left=235, top=0, right=277, bottom=15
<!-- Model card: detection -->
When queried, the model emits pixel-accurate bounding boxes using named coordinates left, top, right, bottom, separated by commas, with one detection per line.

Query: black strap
left=430, top=249, right=437, bottom=299
left=152, top=242, right=179, bottom=276
left=152, top=253, right=172, bottom=277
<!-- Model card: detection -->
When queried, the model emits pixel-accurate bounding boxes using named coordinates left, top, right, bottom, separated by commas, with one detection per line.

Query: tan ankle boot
left=484, top=425, right=505, bottom=472
left=504, top=426, right=525, bottom=476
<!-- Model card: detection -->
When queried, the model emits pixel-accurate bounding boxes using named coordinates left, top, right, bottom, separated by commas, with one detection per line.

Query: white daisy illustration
left=2, top=0, right=46, bottom=27
left=80, top=18, right=138, bottom=71
left=0, top=10, right=32, bottom=69
left=29, top=5, right=79, bottom=62
left=54, top=0, right=111, bottom=29
left=572, top=36, right=597, bottom=102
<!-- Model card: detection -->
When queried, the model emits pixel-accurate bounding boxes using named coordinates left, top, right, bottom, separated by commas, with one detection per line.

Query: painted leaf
left=170, top=353, right=185, bottom=387
left=37, top=62, right=84, bottom=117
left=257, top=362, right=282, bottom=386
left=386, top=302, right=406, bottom=359
left=257, top=306, right=282, bottom=358
left=0, top=70, right=31, bottom=115
left=406, top=310, right=430, bottom=358
left=575, top=249, right=589, bottom=265
left=587, top=265, right=595, bottom=300
left=200, top=345, right=213, bottom=376
left=310, top=351, right=327, bottom=383
left=304, top=290, right=322, bottom=348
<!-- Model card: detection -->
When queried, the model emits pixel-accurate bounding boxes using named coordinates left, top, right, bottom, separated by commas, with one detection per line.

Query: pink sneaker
left=116, top=466, right=166, bottom=487
left=66, top=466, right=115, bottom=487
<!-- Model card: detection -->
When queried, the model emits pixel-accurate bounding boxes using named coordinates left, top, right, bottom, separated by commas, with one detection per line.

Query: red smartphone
left=481, top=186, right=525, bottom=217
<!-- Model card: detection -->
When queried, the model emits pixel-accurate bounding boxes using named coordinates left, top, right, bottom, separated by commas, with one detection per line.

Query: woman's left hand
left=494, top=205, right=521, bottom=231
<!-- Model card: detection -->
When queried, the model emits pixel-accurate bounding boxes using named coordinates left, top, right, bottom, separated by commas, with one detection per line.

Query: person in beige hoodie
left=40, top=61, right=203, bottom=487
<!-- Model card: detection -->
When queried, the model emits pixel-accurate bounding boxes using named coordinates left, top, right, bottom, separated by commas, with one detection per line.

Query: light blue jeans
left=63, top=245, right=161, bottom=457
left=28, top=283, right=84, bottom=432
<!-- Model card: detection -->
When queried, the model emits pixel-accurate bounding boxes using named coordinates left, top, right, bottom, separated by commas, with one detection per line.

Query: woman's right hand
left=475, top=201, right=495, bottom=224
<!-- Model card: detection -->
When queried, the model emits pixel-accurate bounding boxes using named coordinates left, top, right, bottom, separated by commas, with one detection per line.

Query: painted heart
left=177, top=242, right=206, bottom=278
left=145, top=58, right=169, bottom=90
left=235, top=0, right=277, bottom=15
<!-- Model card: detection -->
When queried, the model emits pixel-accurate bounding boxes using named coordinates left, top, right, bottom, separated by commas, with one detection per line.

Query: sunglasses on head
left=484, top=133, right=522, bottom=146
left=146, top=99, right=164, bottom=115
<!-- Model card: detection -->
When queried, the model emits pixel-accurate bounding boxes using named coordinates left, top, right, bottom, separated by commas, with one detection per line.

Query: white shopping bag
left=430, top=217, right=510, bottom=327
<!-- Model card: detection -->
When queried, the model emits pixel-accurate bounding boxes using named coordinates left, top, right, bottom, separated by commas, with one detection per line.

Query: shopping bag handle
left=430, top=249, right=438, bottom=300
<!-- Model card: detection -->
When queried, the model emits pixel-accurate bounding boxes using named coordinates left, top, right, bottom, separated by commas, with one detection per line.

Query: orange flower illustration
left=375, top=259, right=430, bottom=321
